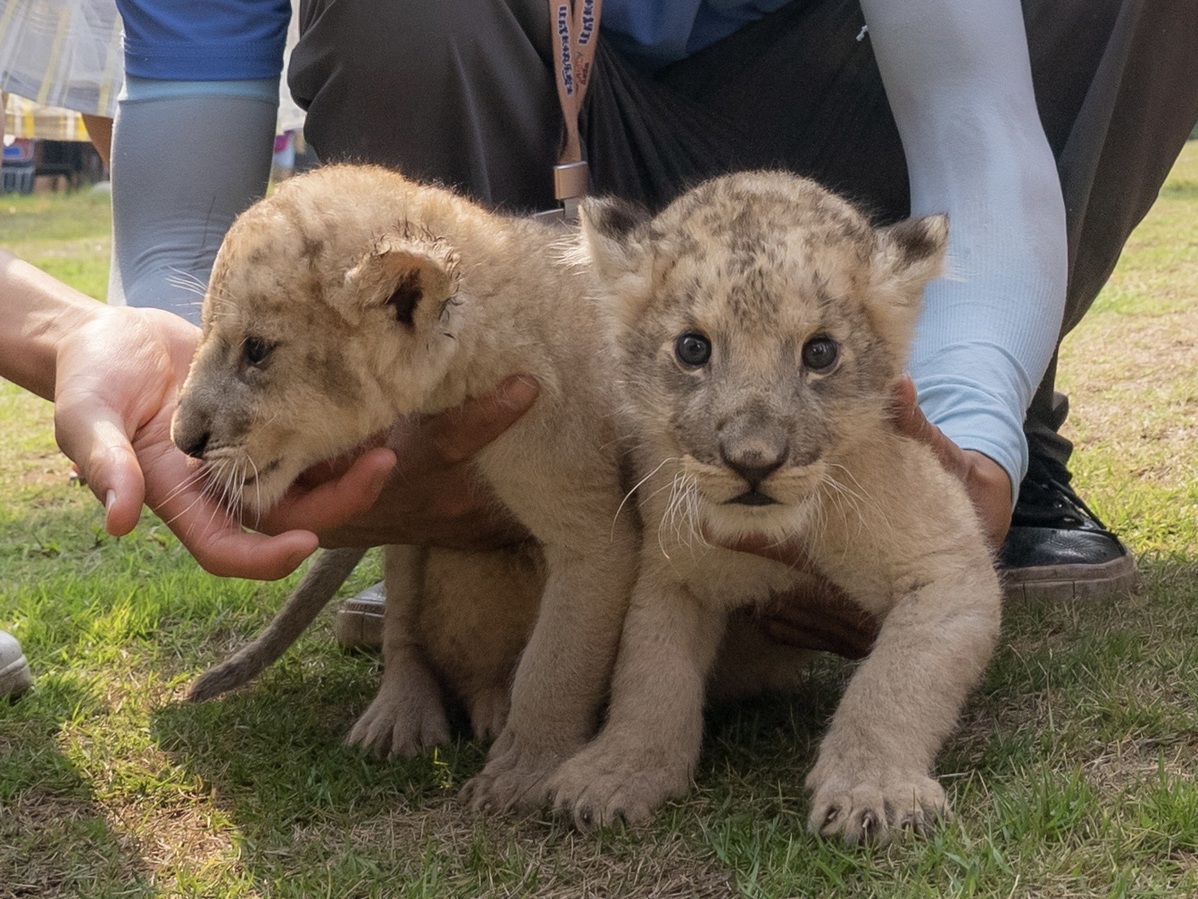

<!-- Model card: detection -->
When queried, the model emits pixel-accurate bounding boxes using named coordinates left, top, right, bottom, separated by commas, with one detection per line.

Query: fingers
left=762, top=591, right=880, bottom=660
left=259, top=447, right=397, bottom=536
left=715, top=531, right=814, bottom=570
left=186, top=527, right=320, bottom=580
left=888, top=375, right=968, bottom=479
left=144, top=453, right=320, bottom=578
left=54, top=404, right=147, bottom=537
left=960, top=450, right=1013, bottom=547
left=890, top=376, right=1012, bottom=547
left=424, top=375, right=540, bottom=463
left=136, top=448, right=321, bottom=579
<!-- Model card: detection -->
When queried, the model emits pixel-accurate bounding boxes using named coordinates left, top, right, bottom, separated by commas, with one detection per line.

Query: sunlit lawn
left=2, top=146, right=1198, bottom=898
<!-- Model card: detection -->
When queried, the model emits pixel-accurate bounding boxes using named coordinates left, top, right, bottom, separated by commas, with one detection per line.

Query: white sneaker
left=0, top=630, right=32, bottom=699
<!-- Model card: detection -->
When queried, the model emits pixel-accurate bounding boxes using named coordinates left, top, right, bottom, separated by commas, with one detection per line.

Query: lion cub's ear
left=579, top=196, right=653, bottom=282
left=341, top=230, right=460, bottom=328
left=868, top=213, right=949, bottom=350
left=579, top=196, right=655, bottom=335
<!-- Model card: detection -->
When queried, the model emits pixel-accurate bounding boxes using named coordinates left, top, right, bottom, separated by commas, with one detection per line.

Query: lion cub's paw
left=806, top=770, right=949, bottom=846
left=464, top=684, right=510, bottom=743
left=345, top=666, right=450, bottom=758
left=547, top=746, right=690, bottom=831
left=459, top=731, right=565, bottom=815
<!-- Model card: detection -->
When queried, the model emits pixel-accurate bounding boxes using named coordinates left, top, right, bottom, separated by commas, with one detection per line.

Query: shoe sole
left=0, top=652, right=32, bottom=699
left=1001, top=553, right=1138, bottom=604
left=334, top=597, right=384, bottom=650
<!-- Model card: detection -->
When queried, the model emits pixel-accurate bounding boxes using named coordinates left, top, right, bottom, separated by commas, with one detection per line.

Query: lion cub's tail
left=186, top=546, right=368, bottom=702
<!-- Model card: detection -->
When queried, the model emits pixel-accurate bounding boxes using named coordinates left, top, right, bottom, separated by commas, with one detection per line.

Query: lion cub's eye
left=675, top=332, right=712, bottom=367
left=801, top=336, right=839, bottom=371
left=242, top=336, right=275, bottom=368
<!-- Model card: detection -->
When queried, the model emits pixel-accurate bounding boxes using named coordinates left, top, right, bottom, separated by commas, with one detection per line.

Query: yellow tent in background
left=4, top=92, right=92, bottom=141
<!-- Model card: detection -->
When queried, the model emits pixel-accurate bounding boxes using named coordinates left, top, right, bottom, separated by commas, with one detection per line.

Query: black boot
left=999, top=455, right=1137, bottom=602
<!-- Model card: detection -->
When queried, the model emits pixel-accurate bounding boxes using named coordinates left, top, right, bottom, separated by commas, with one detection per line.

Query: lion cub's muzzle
left=719, top=427, right=790, bottom=506
left=172, top=404, right=214, bottom=461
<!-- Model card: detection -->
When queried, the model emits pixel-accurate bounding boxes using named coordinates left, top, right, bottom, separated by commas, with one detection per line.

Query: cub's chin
left=219, top=458, right=309, bottom=521
left=699, top=496, right=815, bottom=546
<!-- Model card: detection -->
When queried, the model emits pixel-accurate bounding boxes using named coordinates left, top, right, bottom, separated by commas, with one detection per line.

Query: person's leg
left=1004, top=0, right=1198, bottom=599
left=648, top=0, right=905, bottom=216
left=107, top=78, right=277, bottom=323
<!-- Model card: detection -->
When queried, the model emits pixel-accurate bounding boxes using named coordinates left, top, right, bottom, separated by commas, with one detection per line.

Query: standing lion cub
left=546, top=172, right=1002, bottom=845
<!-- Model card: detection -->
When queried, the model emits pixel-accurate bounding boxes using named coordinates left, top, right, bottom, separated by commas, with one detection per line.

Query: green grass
left=3, top=147, right=1198, bottom=897
left=0, top=189, right=111, bottom=299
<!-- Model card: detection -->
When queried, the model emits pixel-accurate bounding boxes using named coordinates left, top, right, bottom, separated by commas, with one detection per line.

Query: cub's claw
left=547, top=748, right=689, bottom=831
left=460, top=734, right=562, bottom=815
left=807, top=774, right=949, bottom=846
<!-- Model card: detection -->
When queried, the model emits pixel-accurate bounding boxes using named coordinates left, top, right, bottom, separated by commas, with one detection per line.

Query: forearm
left=861, top=0, right=1067, bottom=501
left=0, top=250, right=106, bottom=399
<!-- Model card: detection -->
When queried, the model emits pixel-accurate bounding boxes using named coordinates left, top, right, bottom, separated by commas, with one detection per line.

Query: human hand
left=887, top=375, right=1012, bottom=548
left=51, top=305, right=393, bottom=579
left=715, top=536, right=877, bottom=659
left=708, top=376, right=1012, bottom=655
left=309, top=375, right=540, bottom=550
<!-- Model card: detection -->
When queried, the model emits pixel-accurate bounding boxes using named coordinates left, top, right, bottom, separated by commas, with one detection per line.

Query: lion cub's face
left=170, top=166, right=463, bottom=515
left=581, top=171, right=947, bottom=543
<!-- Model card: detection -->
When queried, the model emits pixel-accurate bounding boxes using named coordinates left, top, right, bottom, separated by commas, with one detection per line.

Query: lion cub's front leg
left=548, top=566, right=725, bottom=829
left=346, top=545, right=451, bottom=756
left=805, top=559, right=1000, bottom=845
left=462, top=537, right=636, bottom=814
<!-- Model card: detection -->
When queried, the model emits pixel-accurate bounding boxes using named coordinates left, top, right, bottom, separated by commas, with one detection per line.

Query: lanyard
left=548, top=0, right=601, bottom=220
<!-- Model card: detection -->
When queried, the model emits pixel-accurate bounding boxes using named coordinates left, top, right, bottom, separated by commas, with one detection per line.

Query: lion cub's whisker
left=158, top=467, right=209, bottom=507
left=611, top=456, right=676, bottom=541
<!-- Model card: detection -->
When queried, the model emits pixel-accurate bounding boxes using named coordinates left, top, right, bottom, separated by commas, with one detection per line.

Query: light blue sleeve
left=859, top=0, right=1068, bottom=504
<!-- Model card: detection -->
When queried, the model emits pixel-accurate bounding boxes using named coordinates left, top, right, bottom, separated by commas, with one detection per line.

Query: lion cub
left=171, top=165, right=638, bottom=811
left=186, top=541, right=539, bottom=752
left=547, top=172, right=1002, bottom=845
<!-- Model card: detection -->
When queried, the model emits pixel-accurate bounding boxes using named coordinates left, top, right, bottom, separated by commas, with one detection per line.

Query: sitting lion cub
left=546, top=172, right=1002, bottom=845
left=170, top=164, right=639, bottom=812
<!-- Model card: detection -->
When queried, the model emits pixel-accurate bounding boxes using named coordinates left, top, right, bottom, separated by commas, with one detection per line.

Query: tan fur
left=546, top=172, right=1002, bottom=845
left=347, top=543, right=541, bottom=754
left=171, top=164, right=640, bottom=811
left=186, top=542, right=538, bottom=752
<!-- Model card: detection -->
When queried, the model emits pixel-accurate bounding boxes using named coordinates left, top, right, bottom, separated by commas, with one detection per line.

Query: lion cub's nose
left=176, top=430, right=212, bottom=460
left=719, top=440, right=789, bottom=489
left=172, top=402, right=214, bottom=460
